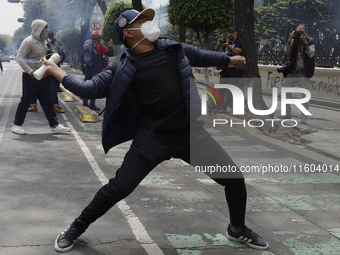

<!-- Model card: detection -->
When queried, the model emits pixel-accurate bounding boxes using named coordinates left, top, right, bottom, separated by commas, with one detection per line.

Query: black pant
left=14, top=73, right=58, bottom=127
left=73, top=120, right=247, bottom=231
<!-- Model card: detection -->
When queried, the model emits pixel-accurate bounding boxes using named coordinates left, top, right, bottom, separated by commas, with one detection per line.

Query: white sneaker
left=12, top=125, right=26, bottom=135
left=51, top=124, right=71, bottom=134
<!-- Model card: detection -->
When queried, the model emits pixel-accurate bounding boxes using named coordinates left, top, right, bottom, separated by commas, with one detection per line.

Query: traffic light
left=8, top=0, right=21, bottom=3
left=17, top=18, right=26, bottom=23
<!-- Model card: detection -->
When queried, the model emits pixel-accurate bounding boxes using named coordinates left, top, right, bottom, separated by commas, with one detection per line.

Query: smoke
left=16, top=57, right=42, bottom=64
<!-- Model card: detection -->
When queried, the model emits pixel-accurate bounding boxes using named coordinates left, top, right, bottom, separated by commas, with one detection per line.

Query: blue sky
left=0, top=0, right=25, bottom=36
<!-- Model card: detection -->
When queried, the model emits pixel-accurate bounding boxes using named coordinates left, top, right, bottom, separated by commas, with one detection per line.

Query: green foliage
left=12, top=27, right=26, bottom=50
left=255, top=0, right=340, bottom=63
left=101, top=1, right=148, bottom=44
left=101, top=1, right=134, bottom=44
left=168, top=0, right=234, bottom=48
left=57, top=27, right=81, bottom=48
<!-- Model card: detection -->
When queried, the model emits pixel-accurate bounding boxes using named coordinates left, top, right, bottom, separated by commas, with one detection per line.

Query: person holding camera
left=278, top=24, right=315, bottom=123
left=214, top=26, right=245, bottom=113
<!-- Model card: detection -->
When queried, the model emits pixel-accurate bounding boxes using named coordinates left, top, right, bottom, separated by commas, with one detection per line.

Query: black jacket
left=290, top=35, right=315, bottom=78
left=303, top=36, right=315, bottom=78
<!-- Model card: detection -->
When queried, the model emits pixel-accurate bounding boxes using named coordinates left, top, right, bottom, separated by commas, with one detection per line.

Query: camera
left=294, top=29, right=304, bottom=38
left=277, top=62, right=292, bottom=77
left=219, top=39, right=227, bottom=44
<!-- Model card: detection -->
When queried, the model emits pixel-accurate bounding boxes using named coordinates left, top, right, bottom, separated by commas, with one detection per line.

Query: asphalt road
left=1, top=61, right=340, bottom=255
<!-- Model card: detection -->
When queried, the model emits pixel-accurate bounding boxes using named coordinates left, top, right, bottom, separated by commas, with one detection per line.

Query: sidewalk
left=208, top=96, right=340, bottom=162
left=60, top=64, right=85, bottom=79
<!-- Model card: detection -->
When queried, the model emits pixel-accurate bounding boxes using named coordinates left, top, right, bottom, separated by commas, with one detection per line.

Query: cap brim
left=129, top=8, right=155, bottom=25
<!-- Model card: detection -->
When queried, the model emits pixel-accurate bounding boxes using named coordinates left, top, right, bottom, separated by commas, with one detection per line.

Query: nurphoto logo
left=199, top=84, right=312, bottom=128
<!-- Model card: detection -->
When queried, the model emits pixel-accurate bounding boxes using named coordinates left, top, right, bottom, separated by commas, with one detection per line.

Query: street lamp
left=8, top=0, right=21, bottom=3
left=17, top=18, right=26, bottom=23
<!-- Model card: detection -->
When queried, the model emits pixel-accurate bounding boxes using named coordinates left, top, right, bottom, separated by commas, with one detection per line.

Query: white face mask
left=128, top=20, right=161, bottom=50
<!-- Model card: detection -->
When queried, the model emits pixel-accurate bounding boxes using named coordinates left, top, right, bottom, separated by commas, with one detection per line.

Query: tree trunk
left=96, top=0, right=107, bottom=16
left=235, top=0, right=267, bottom=112
left=132, top=0, right=143, bottom=12
left=179, top=27, right=186, bottom=43
left=79, top=1, right=97, bottom=69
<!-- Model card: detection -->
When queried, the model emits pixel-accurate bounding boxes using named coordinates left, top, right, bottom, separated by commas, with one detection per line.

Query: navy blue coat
left=62, top=38, right=231, bottom=153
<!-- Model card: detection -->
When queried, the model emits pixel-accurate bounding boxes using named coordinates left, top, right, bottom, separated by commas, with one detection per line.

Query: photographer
left=214, top=26, right=244, bottom=113
left=278, top=24, right=315, bottom=123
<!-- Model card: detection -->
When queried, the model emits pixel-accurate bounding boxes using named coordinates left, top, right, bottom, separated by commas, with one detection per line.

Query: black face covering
left=40, top=30, right=49, bottom=41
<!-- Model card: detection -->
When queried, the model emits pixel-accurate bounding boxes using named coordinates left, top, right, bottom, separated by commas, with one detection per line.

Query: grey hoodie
left=16, top=19, right=49, bottom=74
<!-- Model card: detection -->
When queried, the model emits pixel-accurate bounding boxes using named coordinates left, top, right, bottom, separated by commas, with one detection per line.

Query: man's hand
left=43, top=61, right=67, bottom=83
left=29, top=71, right=35, bottom=79
left=217, top=39, right=230, bottom=48
left=228, top=55, right=246, bottom=68
left=222, top=41, right=230, bottom=48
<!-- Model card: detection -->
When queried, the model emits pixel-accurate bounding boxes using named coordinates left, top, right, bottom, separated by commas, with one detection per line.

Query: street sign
left=90, top=21, right=101, bottom=31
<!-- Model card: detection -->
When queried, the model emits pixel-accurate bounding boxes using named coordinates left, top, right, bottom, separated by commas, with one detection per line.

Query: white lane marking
left=60, top=100, right=164, bottom=255
left=0, top=70, right=20, bottom=144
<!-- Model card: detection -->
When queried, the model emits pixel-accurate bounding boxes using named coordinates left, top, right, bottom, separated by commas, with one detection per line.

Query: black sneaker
left=226, top=224, right=269, bottom=250
left=54, top=223, right=84, bottom=252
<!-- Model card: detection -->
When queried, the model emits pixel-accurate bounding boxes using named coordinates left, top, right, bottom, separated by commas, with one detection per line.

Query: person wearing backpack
left=44, top=8, right=268, bottom=252
left=82, top=31, right=114, bottom=110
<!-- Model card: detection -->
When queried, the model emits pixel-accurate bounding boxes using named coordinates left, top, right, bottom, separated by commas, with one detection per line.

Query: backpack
left=83, top=39, right=107, bottom=67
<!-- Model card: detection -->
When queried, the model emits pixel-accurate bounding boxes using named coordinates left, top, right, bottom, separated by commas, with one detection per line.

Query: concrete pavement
left=207, top=95, right=340, bottom=162
left=1, top=62, right=340, bottom=254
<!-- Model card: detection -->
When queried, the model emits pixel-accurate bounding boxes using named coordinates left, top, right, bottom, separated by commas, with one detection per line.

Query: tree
left=255, top=0, right=340, bottom=67
left=96, top=0, right=107, bottom=15
left=132, top=0, right=143, bottom=12
left=102, top=1, right=145, bottom=45
left=12, top=27, right=27, bottom=50
left=57, top=27, right=81, bottom=68
left=0, top=34, right=12, bottom=54
left=168, top=0, right=234, bottom=49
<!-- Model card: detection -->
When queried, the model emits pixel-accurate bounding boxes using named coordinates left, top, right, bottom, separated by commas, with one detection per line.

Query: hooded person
left=12, top=19, right=70, bottom=135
